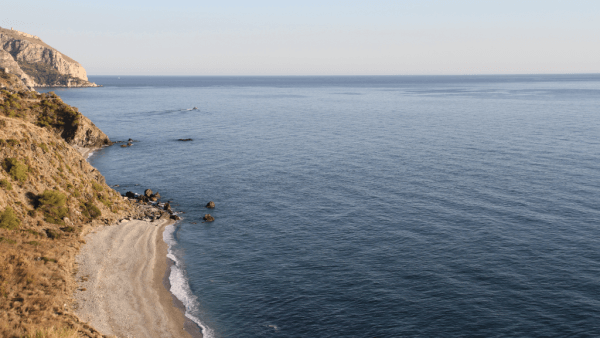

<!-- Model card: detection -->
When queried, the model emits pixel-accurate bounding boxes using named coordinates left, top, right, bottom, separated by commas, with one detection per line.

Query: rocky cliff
left=0, top=27, right=98, bottom=88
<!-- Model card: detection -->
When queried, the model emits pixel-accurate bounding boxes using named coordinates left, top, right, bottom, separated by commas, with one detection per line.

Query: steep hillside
left=0, top=88, right=153, bottom=337
left=0, top=27, right=97, bottom=88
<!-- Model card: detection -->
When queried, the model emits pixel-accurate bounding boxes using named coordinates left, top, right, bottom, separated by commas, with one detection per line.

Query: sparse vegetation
left=0, top=207, right=20, bottom=230
left=0, top=236, right=17, bottom=244
left=91, top=181, right=103, bottom=191
left=0, top=87, right=137, bottom=336
left=0, top=178, right=12, bottom=190
left=2, top=158, right=28, bottom=182
left=37, top=190, right=68, bottom=225
left=81, top=202, right=101, bottom=219
left=45, top=228, right=60, bottom=240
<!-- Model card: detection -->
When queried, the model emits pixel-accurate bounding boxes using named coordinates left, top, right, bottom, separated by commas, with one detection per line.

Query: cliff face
left=0, top=27, right=97, bottom=88
left=0, top=50, right=35, bottom=89
left=0, top=69, right=31, bottom=92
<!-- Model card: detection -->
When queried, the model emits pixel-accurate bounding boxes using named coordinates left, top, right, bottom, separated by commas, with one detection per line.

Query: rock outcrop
left=0, top=50, right=35, bottom=89
left=0, top=27, right=98, bottom=88
left=0, top=90, right=110, bottom=154
left=0, top=70, right=30, bottom=92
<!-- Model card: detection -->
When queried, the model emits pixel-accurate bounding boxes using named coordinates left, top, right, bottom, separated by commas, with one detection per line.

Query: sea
left=43, top=75, right=600, bottom=337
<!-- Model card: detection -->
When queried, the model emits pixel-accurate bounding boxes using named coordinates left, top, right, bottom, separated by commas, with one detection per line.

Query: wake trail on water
left=163, top=223, right=215, bottom=338
left=143, top=108, right=201, bottom=116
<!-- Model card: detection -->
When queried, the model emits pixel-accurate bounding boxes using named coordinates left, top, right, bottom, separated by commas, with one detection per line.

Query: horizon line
left=88, top=73, right=600, bottom=77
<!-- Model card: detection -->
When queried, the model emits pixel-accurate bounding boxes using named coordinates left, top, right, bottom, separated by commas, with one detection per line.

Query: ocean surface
left=44, top=75, right=600, bottom=337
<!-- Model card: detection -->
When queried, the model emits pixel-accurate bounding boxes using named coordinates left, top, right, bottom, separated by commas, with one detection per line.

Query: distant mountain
left=0, top=27, right=98, bottom=89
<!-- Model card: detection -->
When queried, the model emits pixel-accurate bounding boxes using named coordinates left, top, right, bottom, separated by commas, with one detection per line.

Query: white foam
left=163, top=224, right=215, bottom=338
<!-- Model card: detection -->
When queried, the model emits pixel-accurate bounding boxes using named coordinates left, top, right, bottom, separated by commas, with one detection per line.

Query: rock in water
left=125, top=191, right=136, bottom=199
left=206, top=201, right=215, bottom=209
left=144, top=189, right=153, bottom=197
left=152, top=192, right=161, bottom=199
left=203, top=214, right=215, bottom=222
left=164, top=202, right=171, bottom=212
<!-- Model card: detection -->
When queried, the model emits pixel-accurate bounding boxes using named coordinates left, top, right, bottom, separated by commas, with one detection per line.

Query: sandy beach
left=73, top=218, right=198, bottom=338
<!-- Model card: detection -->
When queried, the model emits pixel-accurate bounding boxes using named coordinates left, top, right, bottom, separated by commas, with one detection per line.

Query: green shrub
left=38, top=190, right=68, bottom=225
left=41, top=256, right=57, bottom=263
left=39, top=189, right=66, bottom=207
left=92, top=181, right=104, bottom=192
left=0, top=179, right=12, bottom=190
left=2, top=158, right=28, bottom=182
left=0, top=207, right=20, bottom=230
left=97, top=193, right=112, bottom=208
left=81, top=202, right=101, bottom=219
left=21, top=229, right=42, bottom=237
left=45, top=229, right=60, bottom=240
left=0, top=236, right=17, bottom=244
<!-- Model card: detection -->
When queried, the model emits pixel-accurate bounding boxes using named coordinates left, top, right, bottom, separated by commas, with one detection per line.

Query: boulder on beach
left=203, top=214, right=215, bottom=222
left=144, top=189, right=153, bottom=197
left=170, top=215, right=182, bottom=220
left=125, top=191, right=136, bottom=199
left=164, top=202, right=171, bottom=212
left=152, top=192, right=161, bottom=199
left=205, top=201, right=215, bottom=209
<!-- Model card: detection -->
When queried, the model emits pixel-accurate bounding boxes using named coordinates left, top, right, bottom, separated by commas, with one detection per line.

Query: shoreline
left=73, top=218, right=199, bottom=338
left=73, top=145, right=202, bottom=338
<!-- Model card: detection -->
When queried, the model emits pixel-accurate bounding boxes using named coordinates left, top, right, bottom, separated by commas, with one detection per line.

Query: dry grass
left=0, top=89, right=140, bottom=336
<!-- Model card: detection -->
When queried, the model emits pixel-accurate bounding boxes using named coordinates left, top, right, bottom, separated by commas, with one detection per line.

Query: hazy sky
left=2, top=0, right=599, bottom=75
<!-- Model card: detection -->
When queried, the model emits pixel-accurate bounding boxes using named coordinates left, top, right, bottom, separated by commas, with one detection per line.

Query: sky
left=1, top=0, right=599, bottom=76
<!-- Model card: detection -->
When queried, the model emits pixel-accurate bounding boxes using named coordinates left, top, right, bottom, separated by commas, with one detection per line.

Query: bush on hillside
left=38, top=190, right=67, bottom=207
left=0, top=179, right=12, bottom=190
left=81, top=202, right=101, bottom=220
left=0, top=207, right=20, bottom=230
left=37, top=190, right=69, bottom=225
left=2, top=158, right=28, bottom=182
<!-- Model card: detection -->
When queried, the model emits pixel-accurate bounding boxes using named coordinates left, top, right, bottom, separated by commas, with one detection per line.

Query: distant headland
left=0, top=27, right=98, bottom=89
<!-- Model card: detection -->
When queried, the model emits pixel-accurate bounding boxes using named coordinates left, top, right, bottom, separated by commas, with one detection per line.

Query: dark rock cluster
left=122, top=189, right=181, bottom=221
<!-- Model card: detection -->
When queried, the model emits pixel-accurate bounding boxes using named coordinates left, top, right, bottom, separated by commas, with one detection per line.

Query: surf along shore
left=0, top=75, right=200, bottom=337
left=72, top=141, right=202, bottom=337
left=73, top=217, right=200, bottom=338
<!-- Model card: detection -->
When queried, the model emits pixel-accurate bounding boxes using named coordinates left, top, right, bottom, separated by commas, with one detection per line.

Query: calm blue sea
left=45, top=75, right=600, bottom=337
